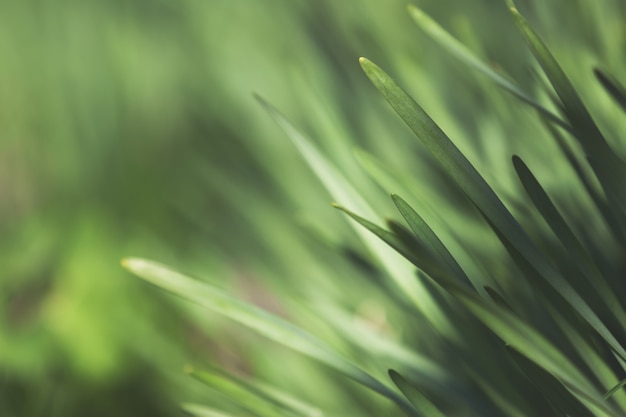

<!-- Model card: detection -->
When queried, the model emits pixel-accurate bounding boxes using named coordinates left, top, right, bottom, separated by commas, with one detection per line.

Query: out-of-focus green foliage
left=3, top=0, right=626, bottom=415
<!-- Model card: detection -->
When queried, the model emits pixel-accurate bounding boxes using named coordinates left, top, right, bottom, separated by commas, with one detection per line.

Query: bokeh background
left=2, top=0, right=624, bottom=415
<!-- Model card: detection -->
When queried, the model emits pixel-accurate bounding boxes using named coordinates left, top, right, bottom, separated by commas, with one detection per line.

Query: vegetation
left=3, top=0, right=625, bottom=415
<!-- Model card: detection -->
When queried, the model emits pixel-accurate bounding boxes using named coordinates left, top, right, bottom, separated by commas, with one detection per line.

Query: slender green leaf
left=389, top=370, right=444, bottom=417
left=413, top=268, right=622, bottom=417
left=594, top=68, right=626, bottom=113
left=513, top=155, right=626, bottom=326
left=541, top=119, right=625, bottom=244
left=509, top=7, right=626, bottom=214
left=507, top=347, right=595, bottom=417
left=122, top=258, right=418, bottom=416
left=605, top=379, right=626, bottom=400
left=187, top=367, right=320, bottom=417
left=407, top=4, right=570, bottom=131
left=391, top=194, right=472, bottom=288
left=188, top=368, right=283, bottom=417
left=255, top=94, right=428, bottom=316
left=484, top=286, right=513, bottom=312
left=331, top=204, right=424, bottom=272
left=359, top=56, right=626, bottom=360
left=181, top=404, right=234, bottom=417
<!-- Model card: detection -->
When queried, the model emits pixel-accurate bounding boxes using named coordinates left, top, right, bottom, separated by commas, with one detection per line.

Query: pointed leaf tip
left=121, top=257, right=142, bottom=270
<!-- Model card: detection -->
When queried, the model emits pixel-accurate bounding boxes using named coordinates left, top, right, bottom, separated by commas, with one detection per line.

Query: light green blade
left=407, top=4, right=569, bottom=131
left=188, top=367, right=318, bottom=417
left=181, top=404, right=235, bottom=417
left=256, top=95, right=446, bottom=327
left=122, top=258, right=418, bottom=416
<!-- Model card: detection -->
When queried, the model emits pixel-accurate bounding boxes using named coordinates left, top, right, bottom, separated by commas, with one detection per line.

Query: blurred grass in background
left=1, top=0, right=625, bottom=415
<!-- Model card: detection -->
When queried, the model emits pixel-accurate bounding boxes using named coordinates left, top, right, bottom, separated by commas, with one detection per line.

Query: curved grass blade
left=407, top=5, right=570, bottom=131
left=451, top=285, right=621, bottom=417
left=484, top=286, right=513, bottom=312
left=122, top=258, right=418, bottom=416
left=187, top=367, right=320, bottom=417
left=415, top=268, right=622, bottom=417
left=391, top=194, right=472, bottom=288
left=541, top=120, right=625, bottom=244
left=181, top=404, right=234, bottom=417
left=605, top=379, right=626, bottom=400
left=512, top=155, right=626, bottom=325
left=594, top=68, right=626, bottom=113
left=389, top=370, right=445, bottom=417
left=331, top=204, right=426, bottom=273
left=359, top=56, right=626, bottom=361
left=507, top=346, right=595, bottom=417
left=255, top=95, right=427, bottom=315
left=509, top=7, right=626, bottom=214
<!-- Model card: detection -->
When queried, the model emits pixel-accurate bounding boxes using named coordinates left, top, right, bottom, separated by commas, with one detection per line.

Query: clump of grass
left=124, top=1, right=626, bottom=416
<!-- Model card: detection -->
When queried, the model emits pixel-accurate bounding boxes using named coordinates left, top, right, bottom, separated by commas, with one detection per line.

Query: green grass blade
left=509, top=7, right=626, bottom=213
left=187, top=367, right=318, bottom=417
left=407, top=5, right=570, bottom=131
left=181, top=404, right=235, bottom=417
left=359, top=56, right=626, bottom=360
left=450, top=286, right=621, bottom=417
left=605, top=379, right=626, bottom=400
left=389, top=370, right=445, bottom=417
left=331, top=204, right=425, bottom=272
left=594, top=68, right=626, bottom=113
left=484, top=286, right=513, bottom=312
left=506, top=347, right=595, bottom=417
left=391, top=194, right=472, bottom=288
left=188, top=368, right=288, bottom=417
left=416, top=269, right=621, bottom=416
left=512, top=155, right=626, bottom=324
left=541, top=120, right=625, bottom=244
left=122, top=258, right=418, bottom=416
left=255, top=95, right=429, bottom=316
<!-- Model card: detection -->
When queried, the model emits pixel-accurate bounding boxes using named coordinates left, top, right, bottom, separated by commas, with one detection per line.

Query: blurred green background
left=2, top=0, right=624, bottom=415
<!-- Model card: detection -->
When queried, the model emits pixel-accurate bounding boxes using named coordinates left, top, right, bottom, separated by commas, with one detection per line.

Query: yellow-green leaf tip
left=121, top=257, right=148, bottom=273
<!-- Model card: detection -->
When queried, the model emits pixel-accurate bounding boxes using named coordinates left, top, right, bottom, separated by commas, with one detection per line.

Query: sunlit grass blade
left=407, top=4, right=569, bottom=131
left=187, top=367, right=319, bottom=417
left=507, top=346, right=595, bottom=417
left=509, top=6, right=626, bottom=213
left=389, top=370, right=445, bottom=417
left=255, top=94, right=427, bottom=316
left=605, top=379, right=626, bottom=400
left=512, top=155, right=626, bottom=324
left=122, top=258, right=418, bottom=416
left=181, top=404, right=235, bottom=417
left=188, top=368, right=285, bottom=417
left=359, top=56, right=626, bottom=360
left=331, top=204, right=425, bottom=272
left=391, top=194, right=472, bottom=288
left=594, top=68, right=626, bottom=112
left=315, top=304, right=450, bottom=385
